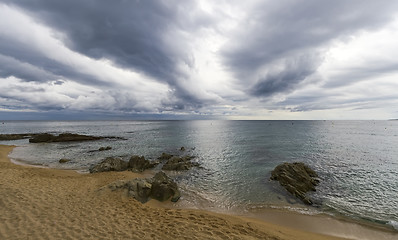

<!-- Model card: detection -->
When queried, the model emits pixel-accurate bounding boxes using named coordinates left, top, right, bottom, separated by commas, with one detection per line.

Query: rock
left=125, top=178, right=153, bottom=203
left=107, top=171, right=180, bottom=203
left=59, top=158, right=71, bottom=164
left=29, top=133, right=104, bottom=143
left=89, top=157, right=128, bottom=173
left=151, top=171, right=181, bottom=202
left=270, top=162, right=320, bottom=205
left=158, top=152, right=173, bottom=160
left=128, top=155, right=158, bottom=172
left=162, top=156, right=198, bottom=171
left=99, top=146, right=112, bottom=151
left=180, top=146, right=185, bottom=151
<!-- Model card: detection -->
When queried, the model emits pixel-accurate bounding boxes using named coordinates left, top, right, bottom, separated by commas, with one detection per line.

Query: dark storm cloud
left=3, top=0, right=208, bottom=91
left=222, top=0, right=398, bottom=98
left=250, top=54, right=320, bottom=96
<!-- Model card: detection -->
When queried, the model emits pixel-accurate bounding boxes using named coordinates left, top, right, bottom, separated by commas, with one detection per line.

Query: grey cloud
left=323, top=64, right=398, bottom=89
left=0, top=36, right=114, bottom=87
left=3, top=0, right=208, bottom=97
left=222, top=0, right=398, bottom=98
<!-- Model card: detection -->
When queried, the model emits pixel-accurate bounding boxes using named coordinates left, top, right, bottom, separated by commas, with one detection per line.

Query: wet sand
left=0, top=145, right=395, bottom=239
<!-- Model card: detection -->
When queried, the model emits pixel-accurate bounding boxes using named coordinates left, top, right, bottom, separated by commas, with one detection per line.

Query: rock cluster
left=270, top=162, right=320, bottom=205
left=89, top=155, right=159, bottom=173
left=108, top=171, right=180, bottom=203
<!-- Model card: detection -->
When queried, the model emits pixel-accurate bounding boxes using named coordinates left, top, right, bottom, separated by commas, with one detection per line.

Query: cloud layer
left=1, top=0, right=398, bottom=119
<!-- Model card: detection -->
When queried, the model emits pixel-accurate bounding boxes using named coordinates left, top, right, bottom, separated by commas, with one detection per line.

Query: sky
left=1, top=0, right=398, bottom=120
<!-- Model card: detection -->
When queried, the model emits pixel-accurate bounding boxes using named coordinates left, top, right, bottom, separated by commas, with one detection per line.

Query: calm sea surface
left=1, top=120, right=397, bottom=230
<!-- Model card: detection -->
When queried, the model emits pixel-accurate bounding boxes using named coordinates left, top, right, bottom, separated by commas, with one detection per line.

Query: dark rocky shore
left=0, top=133, right=122, bottom=143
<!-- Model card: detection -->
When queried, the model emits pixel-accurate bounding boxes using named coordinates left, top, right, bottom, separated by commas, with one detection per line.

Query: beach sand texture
left=0, top=145, right=367, bottom=239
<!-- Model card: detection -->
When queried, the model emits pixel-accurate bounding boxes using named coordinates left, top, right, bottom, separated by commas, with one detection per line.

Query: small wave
left=387, top=220, right=398, bottom=230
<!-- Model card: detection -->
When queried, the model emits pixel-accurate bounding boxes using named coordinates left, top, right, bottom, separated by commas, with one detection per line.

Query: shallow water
left=1, top=120, right=397, bottom=230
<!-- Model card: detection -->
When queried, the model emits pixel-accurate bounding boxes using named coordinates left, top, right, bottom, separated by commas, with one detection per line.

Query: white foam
left=387, top=220, right=398, bottom=230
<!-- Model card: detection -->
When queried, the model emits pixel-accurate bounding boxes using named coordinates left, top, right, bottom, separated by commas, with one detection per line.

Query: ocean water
left=1, top=120, right=397, bottom=231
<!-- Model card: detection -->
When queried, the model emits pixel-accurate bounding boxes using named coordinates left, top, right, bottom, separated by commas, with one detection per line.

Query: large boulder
left=162, top=156, right=199, bottom=171
left=89, top=157, right=128, bottom=173
left=270, top=162, right=320, bottom=205
left=128, top=155, right=159, bottom=172
left=151, top=171, right=181, bottom=202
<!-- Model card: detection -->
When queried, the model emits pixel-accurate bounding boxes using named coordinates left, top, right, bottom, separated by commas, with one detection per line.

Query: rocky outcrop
left=89, top=157, right=128, bottom=173
left=107, top=171, right=180, bottom=203
left=128, top=155, right=159, bottom=172
left=0, top=133, right=37, bottom=141
left=162, top=156, right=199, bottom=171
left=270, top=162, right=320, bottom=205
left=29, top=133, right=104, bottom=143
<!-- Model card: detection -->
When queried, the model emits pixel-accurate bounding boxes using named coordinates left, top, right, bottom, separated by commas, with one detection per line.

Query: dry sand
left=0, top=145, right=394, bottom=240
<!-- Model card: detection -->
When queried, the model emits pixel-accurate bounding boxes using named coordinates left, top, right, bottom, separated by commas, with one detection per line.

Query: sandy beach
left=0, top=145, right=395, bottom=240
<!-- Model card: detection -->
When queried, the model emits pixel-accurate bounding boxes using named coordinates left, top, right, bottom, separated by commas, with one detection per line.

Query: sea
left=1, top=120, right=397, bottom=231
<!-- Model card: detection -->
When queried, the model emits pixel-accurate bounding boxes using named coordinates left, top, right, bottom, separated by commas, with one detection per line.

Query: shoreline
left=1, top=145, right=396, bottom=240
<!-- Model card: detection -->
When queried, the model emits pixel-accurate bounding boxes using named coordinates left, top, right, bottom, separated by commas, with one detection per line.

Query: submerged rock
left=107, top=171, right=180, bottom=203
left=59, top=158, right=71, bottom=164
left=162, top=156, right=199, bottom=171
left=98, top=146, right=112, bottom=151
left=128, top=155, right=159, bottom=172
left=29, top=133, right=104, bottom=143
left=89, top=157, right=128, bottom=173
left=270, top=162, right=320, bottom=205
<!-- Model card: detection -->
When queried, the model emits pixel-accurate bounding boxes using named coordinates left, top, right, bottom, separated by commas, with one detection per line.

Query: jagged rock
left=128, top=155, right=159, bottom=172
left=150, top=171, right=181, bottom=202
left=59, top=159, right=71, bottom=164
left=162, top=156, right=198, bottom=171
left=89, top=157, right=128, bottom=173
left=107, top=171, right=180, bottom=203
left=29, top=133, right=104, bottom=143
left=99, top=146, right=112, bottom=151
left=158, top=152, right=173, bottom=160
left=125, top=179, right=153, bottom=203
left=270, top=162, right=320, bottom=205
